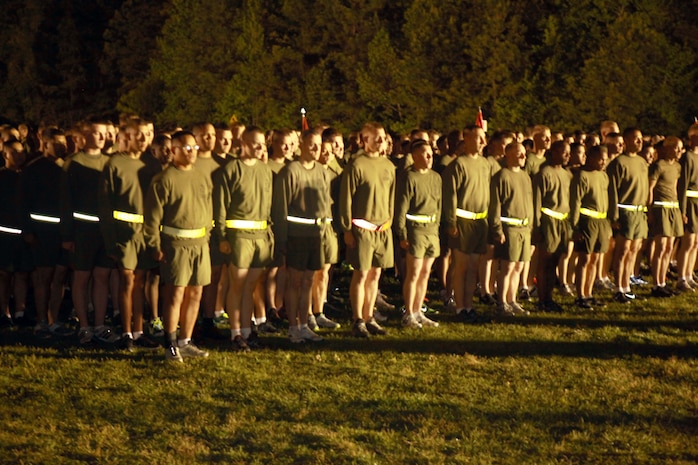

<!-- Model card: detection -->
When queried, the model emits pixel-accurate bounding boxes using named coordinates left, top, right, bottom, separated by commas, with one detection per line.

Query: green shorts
left=407, top=228, right=440, bottom=259
left=209, top=233, right=227, bottom=267
left=0, top=233, right=33, bottom=272
left=455, top=218, right=487, bottom=254
left=346, top=227, right=394, bottom=271
left=685, top=198, right=698, bottom=234
left=650, top=206, right=684, bottom=238
left=228, top=230, right=274, bottom=269
left=72, top=223, right=113, bottom=271
left=494, top=227, right=531, bottom=262
left=286, top=235, right=322, bottom=271
left=538, top=215, right=571, bottom=254
left=574, top=217, right=611, bottom=254
left=322, top=226, right=339, bottom=265
left=28, top=224, right=63, bottom=267
left=618, top=210, right=648, bottom=240
left=113, top=233, right=158, bottom=271
left=160, top=242, right=211, bottom=286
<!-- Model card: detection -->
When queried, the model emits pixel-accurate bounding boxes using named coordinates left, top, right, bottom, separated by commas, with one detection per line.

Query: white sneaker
left=308, top=313, right=318, bottom=330
left=178, top=342, right=209, bottom=358
left=315, top=313, right=340, bottom=329
left=288, top=326, right=304, bottom=344
left=299, top=326, right=323, bottom=342
left=416, top=312, right=439, bottom=327
left=401, top=313, right=422, bottom=329
left=165, top=345, right=183, bottom=363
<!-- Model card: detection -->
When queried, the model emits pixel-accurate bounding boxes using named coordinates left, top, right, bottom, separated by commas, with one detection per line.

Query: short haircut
left=586, top=144, right=607, bottom=162
left=321, top=127, right=342, bottom=143
left=152, top=133, right=171, bottom=147
left=171, top=130, right=195, bottom=145
left=623, top=127, right=641, bottom=139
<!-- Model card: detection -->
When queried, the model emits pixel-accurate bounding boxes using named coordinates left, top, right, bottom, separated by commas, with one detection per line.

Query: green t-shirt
left=679, top=149, right=698, bottom=214
left=569, top=169, right=609, bottom=227
left=443, top=154, right=490, bottom=228
left=607, top=153, right=649, bottom=222
left=649, top=159, right=680, bottom=203
left=339, top=154, right=395, bottom=231
left=533, top=164, right=572, bottom=227
left=489, top=168, right=534, bottom=238
left=394, top=168, right=442, bottom=241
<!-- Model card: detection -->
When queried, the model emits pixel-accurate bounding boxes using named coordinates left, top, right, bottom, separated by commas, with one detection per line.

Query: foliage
left=0, top=0, right=696, bottom=133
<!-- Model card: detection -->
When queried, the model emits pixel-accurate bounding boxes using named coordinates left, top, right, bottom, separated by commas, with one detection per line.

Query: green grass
left=1, top=278, right=697, bottom=464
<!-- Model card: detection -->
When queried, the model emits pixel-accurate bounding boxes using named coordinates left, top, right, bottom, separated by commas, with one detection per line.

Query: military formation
left=1, top=117, right=697, bottom=363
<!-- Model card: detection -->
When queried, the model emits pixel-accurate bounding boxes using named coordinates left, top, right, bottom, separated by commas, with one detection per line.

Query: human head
left=585, top=145, right=608, bottom=172
left=660, top=136, right=684, bottom=162
left=321, top=127, right=344, bottom=160
left=152, top=134, right=172, bottom=165
left=271, top=129, right=294, bottom=161
left=548, top=140, right=570, bottom=166
left=300, top=129, right=322, bottom=163
left=240, top=126, right=267, bottom=161
left=123, top=118, right=149, bottom=154
left=103, top=121, right=116, bottom=152
left=569, top=142, right=586, bottom=167
left=532, top=125, right=551, bottom=152
left=214, top=124, right=232, bottom=155
left=463, top=127, right=487, bottom=156
left=43, top=128, right=67, bottom=160
left=505, top=142, right=526, bottom=169
left=170, top=131, right=198, bottom=169
left=410, top=139, right=433, bottom=170
left=600, top=120, right=620, bottom=143
left=192, top=122, right=216, bottom=153
left=623, top=127, right=643, bottom=154
left=604, top=132, right=624, bottom=158
left=80, top=118, right=107, bottom=152
left=2, top=139, right=26, bottom=169
left=319, top=141, right=333, bottom=165
left=360, top=122, right=388, bottom=157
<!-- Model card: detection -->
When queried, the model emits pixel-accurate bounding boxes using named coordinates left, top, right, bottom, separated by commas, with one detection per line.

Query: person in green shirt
left=489, top=142, right=534, bottom=316
left=145, top=131, right=212, bottom=363
left=533, top=140, right=571, bottom=313
left=214, top=126, right=274, bottom=352
left=60, top=118, right=118, bottom=345
left=395, top=139, right=441, bottom=329
left=99, top=118, right=160, bottom=350
left=570, top=145, right=610, bottom=310
left=339, top=122, right=395, bottom=338
left=648, top=136, right=684, bottom=297
left=676, top=124, right=698, bottom=291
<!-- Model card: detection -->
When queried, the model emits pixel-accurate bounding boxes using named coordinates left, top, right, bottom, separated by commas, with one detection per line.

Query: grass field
left=1, top=275, right=697, bottom=464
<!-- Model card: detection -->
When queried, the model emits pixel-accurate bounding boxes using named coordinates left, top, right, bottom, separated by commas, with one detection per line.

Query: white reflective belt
left=286, top=215, right=332, bottom=225
left=352, top=218, right=389, bottom=231
left=686, top=190, right=698, bottom=198
left=73, top=212, right=100, bottom=222
left=455, top=208, right=487, bottom=220
left=405, top=213, right=437, bottom=223
left=653, top=201, right=679, bottom=208
left=30, top=213, right=60, bottom=224
left=579, top=208, right=607, bottom=219
left=541, top=207, right=569, bottom=220
left=160, top=225, right=207, bottom=238
left=617, top=204, right=647, bottom=212
left=225, top=219, right=268, bottom=230
left=500, top=216, right=528, bottom=226
left=0, top=225, right=22, bottom=235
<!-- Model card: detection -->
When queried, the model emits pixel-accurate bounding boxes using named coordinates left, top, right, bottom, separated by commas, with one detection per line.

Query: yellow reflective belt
left=160, top=225, right=207, bottom=238
left=579, top=208, right=607, bottom=219
left=113, top=210, right=144, bottom=223
left=286, top=215, right=332, bottom=225
left=653, top=201, right=679, bottom=209
left=456, top=208, right=487, bottom=220
left=30, top=213, right=60, bottom=224
left=500, top=216, right=529, bottom=226
left=352, top=218, right=390, bottom=232
left=0, top=225, right=22, bottom=235
left=686, top=190, right=698, bottom=198
left=541, top=207, right=569, bottom=220
left=225, top=219, right=268, bottom=230
left=618, top=203, right=648, bottom=212
left=73, top=212, right=100, bottom=222
left=406, top=213, right=437, bottom=223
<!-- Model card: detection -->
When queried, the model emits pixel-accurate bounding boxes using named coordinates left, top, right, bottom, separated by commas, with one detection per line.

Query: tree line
left=1, top=0, right=696, bottom=135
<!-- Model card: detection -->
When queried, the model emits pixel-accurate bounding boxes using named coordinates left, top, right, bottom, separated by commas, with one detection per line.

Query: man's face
left=332, top=135, right=345, bottom=159
left=506, top=143, right=526, bottom=168
left=606, top=136, right=624, bottom=156
left=3, top=142, right=26, bottom=168
left=83, top=124, right=107, bottom=151
left=551, top=143, right=571, bottom=166
left=194, top=124, right=216, bottom=152
left=153, top=139, right=173, bottom=165
left=104, top=124, right=116, bottom=150
left=242, top=132, right=267, bottom=160
left=301, top=134, right=322, bottom=162
left=46, top=136, right=67, bottom=159
left=588, top=151, right=608, bottom=171
left=215, top=129, right=232, bottom=154
left=319, top=141, right=333, bottom=165
left=362, top=127, right=388, bottom=156
left=172, top=135, right=198, bottom=168
left=533, top=129, right=551, bottom=152
left=272, top=135, right=294, bottom=160
left=464, top=128, right=487, bottom=155
left=412, top=145, right=433, bottom=170
left=126, top=125, right=149, bottom=153
left=625, top=130, right=643, bottom=153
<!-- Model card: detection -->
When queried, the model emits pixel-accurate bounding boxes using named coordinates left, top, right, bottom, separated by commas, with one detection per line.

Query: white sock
left=214, top=309, right=226, bottom=318
left=133, top=331, right=143, bottom=340
left=255, top=316, right=267, bottom=325
left=177, top=338, right=191, bottom=347
left=230, top=328, right=241, bottom=338
left=122, top=332, right=133, bottom=339
left=241, top=327, right=251, bottom=339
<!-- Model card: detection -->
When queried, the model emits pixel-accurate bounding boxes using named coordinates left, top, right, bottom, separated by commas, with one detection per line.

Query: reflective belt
left=580, top=208, right=607, bottom=219
left=225, top=219, right=268, bottom=230
left=456, top=208, right=487, bottom=220
left=617, top=204, right=648, bottom=212
left=500, top=216, right=529, bottom=226
left=653, top=201, right=679, bottom=209
left=73, top=212, right=100, bottom=222
left=406, top=213, right=437, bottom=223
left=541, top=207, right=568, bottom=220
left=286, top=215, right=332, bottom=225
left=30, top=213, right=60, bottom=224
left=352, top=218, right=390, bottom=232
left=686, top=190, right=698, bottom=198
left=160, top=225, right=207, bottom=238
left=113, top=210, right=144, bottom=223
left=0, top=225, right=22, bottom=235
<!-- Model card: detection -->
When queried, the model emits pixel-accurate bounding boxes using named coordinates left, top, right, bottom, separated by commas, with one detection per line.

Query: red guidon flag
left=475, top=107, right=487, bottom=132
left=301, top=108, right=309, bottom=131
